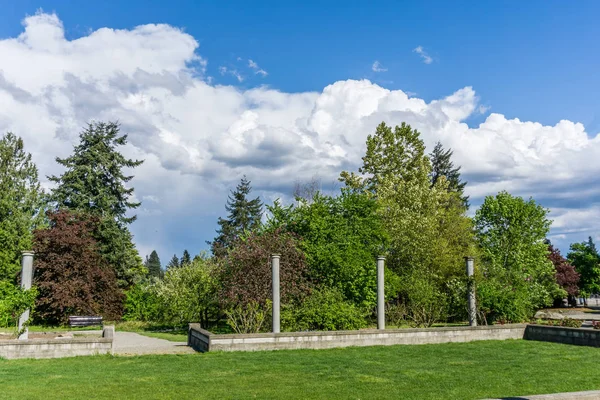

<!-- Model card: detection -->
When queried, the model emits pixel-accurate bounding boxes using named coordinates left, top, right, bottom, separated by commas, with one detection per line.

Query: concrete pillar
left=18, top=251, right=34, bottom=340
left=377, top=256, right=385, bottom=330
left=271, top=254, right=281, bottom=334
left=465, top=256, right=477, bottom=327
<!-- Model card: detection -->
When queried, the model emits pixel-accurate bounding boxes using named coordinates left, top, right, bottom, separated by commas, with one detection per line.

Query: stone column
left=377, top=256, right=385, bottom=330
left=18, top=251, right=34, bottom=340
left=465, top=256, right=477, bottom=327
left=271, top=254, right=281, bottom=334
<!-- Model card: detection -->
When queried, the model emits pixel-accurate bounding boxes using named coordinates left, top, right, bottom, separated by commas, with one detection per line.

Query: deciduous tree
left=547, top=243, right=579, bottom=304
left=474, top=192, right=559, bottom=321
left=265, top=190, right=387, bottom=308
left=33, top=210, right=123, bottom=324
left=568, top=237, right=600, bottom=298
left=220, top=229, right=310, bottom=307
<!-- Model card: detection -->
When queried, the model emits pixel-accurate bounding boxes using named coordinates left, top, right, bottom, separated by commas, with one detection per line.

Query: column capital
left=21, top=251, right=35, bottom=256
left=270, top=254, right=281, bottom=259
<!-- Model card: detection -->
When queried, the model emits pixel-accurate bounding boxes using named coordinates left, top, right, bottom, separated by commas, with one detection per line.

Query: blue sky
left=0, top=1, right=599, bottom=262
left=3, top=1, right=599, bottom=129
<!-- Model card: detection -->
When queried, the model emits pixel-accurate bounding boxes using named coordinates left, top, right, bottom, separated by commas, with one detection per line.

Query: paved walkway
left=112, top=331, right=195, bottom=356
left=484, top=390, right=600, bottom=399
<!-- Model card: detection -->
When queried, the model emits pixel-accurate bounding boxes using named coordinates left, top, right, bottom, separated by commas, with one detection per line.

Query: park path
left=112, top=331, right=195, bottom=356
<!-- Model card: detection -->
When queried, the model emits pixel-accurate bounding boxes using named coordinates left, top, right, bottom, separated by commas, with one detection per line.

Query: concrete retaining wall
left=524, top=324, right=600, bottom=347
left=189, top=323, right=527, bottom=352
left=0, top=326, right=114, bottom=359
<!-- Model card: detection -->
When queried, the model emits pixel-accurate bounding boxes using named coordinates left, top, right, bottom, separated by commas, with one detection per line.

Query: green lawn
left=1, top=340, right=599, bottom=399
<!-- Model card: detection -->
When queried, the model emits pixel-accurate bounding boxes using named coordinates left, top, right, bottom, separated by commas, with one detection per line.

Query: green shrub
left=123, top=284, right=161, bottom=322
left=476, top=278, right=534, bottom=324
left=0, top=280, right=37, bottom=336
left=226, top=301, right=271, bottom=334
left=385, top=302, right=407, bottom=327
left=559, top=318, right=582, bottom=328
left=400, top=272, right=449, bottom=328
left=282, top=288, right=367, bottom=332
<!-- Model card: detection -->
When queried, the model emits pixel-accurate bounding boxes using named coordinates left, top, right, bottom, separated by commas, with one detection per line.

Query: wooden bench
left=68, top=316, right=103, bottom=327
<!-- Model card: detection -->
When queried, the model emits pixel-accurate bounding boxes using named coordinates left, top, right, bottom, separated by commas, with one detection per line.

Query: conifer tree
left=167, top=254, right=180, bottom=270
left=0, top=133, right=45, bottom=282
left=429, top=141, right=469, bottom=208
left=145, top=250, right=162, bottom=278
left=180, top=250, right=191, bottom=266
left=211, top=176, right=263, bottom=257
left=48, top=122, right=144, bottom=287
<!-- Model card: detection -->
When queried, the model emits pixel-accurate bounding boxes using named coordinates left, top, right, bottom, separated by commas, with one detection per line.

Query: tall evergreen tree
left=0, top=133, right=45, bottom=282
left=211, top=176, right=263, bottom=257
left=145, top=250, right=162, bottom=278
left=48, top=122, right=144, bottom=287
left=429, top=141, right=469, bottom=208
left=180, top=250, right=191, bottom=266
left=568, top=237, right=600, bottom=298
left=167, top=254, right=180, bottom=270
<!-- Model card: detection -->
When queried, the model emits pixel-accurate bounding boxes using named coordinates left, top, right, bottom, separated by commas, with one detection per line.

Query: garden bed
left=188, top=323, right=527, bottom=352
left=0, top=326, right=114, bottom=359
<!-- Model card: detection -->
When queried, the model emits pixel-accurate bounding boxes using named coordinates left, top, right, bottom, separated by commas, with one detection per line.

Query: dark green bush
left=282, top=288, right=367, bottom=331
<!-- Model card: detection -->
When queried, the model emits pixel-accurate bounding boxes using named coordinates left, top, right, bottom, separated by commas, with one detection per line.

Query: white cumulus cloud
left=1, top=12, right=598, bottom=257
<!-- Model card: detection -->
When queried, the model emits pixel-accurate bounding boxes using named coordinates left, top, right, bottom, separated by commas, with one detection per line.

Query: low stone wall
left=188, top=323, right=526, bottom=352
left=524, top=324, right=600, bottom=347
left=0, top=326, right=114, bottom=359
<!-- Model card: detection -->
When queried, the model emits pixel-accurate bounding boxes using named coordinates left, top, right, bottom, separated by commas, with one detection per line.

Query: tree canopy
left=33, top=210, right=123, bottom=324
left=211, top=176, right=263, bottom=257
left=429, top=141, right=469, bottom=208
left=0, top=132, right=45, bottom=282
left=474, top=191, right=559, bottom=322
left=145, top=250, right=162, bottom=279
left=48, top=122, right=144, bottom=287
left=568, top=237, right=600, bottom=297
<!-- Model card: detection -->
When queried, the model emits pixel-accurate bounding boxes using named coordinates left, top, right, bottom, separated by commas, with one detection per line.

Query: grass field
left=2, top=340, right=600, bottom=399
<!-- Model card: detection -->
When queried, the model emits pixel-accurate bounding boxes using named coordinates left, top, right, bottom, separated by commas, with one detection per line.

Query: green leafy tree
left=145, top=250, right=162, bottom=279
left=48, top=122, right=144, bottom=287
left=0, top=133, right=45, bottom=282
left=167, top=254, right=180, bottom=270
left=474, top=191, right=559, bottom=322
left=180, top=250, right=191, bottom=266
left=265, top=190, right=388, bottom=308
left=429, top=141, right=469, bottom=208
left=567, top=237, right=600, bottom=298
left=340, top=122, right=476, bottom=324
left=154, top=257, right=219, bottom=328
left=211, top=176, right=263, bottom=257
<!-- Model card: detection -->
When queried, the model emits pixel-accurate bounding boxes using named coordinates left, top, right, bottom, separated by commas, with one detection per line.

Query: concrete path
left=484, top=390, right=600, bottom=399
left=112, top=331, right=195, bottom=356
